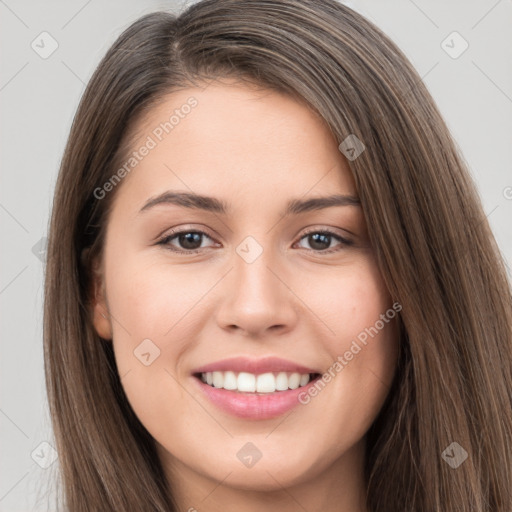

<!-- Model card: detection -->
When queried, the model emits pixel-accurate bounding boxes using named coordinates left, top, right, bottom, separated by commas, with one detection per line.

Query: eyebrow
left=139, top=191, right=361, bottom=216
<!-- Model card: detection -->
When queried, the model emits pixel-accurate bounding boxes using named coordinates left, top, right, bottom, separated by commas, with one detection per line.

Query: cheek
left=106, top=252, right=206, bottom=339
left=104, top=252, right=218, bottom=415
left=104, top=256, right=199, bottom=428
left=313, top=256, right=395, bottom=345
left=313, top=257, right=399, bottom=417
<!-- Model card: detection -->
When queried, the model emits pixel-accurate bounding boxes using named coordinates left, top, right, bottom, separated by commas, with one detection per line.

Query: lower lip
left=192, top=374, right=321, bottom=420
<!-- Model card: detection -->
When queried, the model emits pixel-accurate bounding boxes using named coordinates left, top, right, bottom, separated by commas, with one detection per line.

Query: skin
left=91, top=78, right=399, bottom=512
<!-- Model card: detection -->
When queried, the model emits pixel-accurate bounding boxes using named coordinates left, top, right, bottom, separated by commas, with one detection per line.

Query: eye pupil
left=179, top=232, right=202, bottom=249
left=309, top=233, right=331, bottom=250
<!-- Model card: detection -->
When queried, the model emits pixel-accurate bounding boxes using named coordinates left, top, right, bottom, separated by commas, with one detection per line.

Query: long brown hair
left=44, top=0, right=512, bottom=510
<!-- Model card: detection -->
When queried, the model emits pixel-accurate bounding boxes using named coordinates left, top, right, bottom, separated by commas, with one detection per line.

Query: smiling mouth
left=193, top=371, right=322, bottom=394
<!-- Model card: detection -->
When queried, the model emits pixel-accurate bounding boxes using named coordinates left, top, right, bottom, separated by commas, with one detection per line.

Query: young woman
left=43, top=0, right=512, bottom=510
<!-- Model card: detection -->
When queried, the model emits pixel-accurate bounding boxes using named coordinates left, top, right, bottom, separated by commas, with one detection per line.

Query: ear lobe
left=87, top=251, right=113, bottom=340
left=92, top=285, right=113, bottom=340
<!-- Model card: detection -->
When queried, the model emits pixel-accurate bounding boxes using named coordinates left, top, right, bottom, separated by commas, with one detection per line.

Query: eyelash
left=156, top=227, right=353, bottom=255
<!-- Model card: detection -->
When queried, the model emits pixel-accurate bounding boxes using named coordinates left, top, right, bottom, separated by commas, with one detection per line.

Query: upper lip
left=192, top=356, right=320, bottom=376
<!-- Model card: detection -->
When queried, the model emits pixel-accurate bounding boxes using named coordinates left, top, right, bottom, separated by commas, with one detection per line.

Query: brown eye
left=295, top=230, right=353, bottom=253
left=158, top=230, right=217, bottom=254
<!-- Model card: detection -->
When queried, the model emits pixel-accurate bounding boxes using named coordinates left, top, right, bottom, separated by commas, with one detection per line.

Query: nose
left=214, top=244, right=299, bottom=338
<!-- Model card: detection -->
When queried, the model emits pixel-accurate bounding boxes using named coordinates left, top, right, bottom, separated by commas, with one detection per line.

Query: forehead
left=110, top=79, right=358, bottom=214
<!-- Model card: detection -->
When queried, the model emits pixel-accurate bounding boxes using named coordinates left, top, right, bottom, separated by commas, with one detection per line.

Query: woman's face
left=91, top=79, right=399, bottom=504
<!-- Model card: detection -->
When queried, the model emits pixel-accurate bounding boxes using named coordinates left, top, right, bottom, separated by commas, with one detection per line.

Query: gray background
left=1, top=0, right=511, bottom=510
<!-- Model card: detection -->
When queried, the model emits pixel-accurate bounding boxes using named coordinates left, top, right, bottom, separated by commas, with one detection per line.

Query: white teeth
left=223, top=371, right=237, bottom=390
left=256, top=372, right=275, bottom=393
left=200, top=370, right=313, bottom=393
left=212, top=371, right=224, bottom=388
left=299, top=373, right=310, bottom=387
left=288, top=373, right=301, bottom=389
left=237, top=372, right=256, bottom=392
left=275, top=372, right=289, bottom=391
